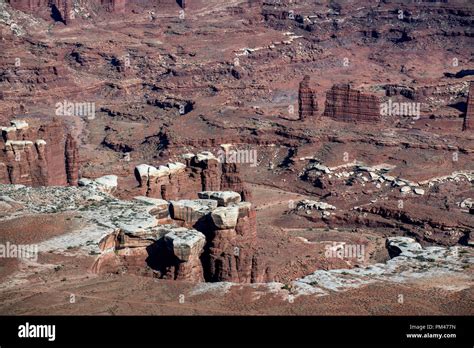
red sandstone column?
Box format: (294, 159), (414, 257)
(463, 82), (473, 131)
(298, 75), (318, 120)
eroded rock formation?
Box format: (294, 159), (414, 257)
(323, 84), (381, 123)
(100, 0), (127, 13)
(94, 191), (262, 283)
(298, 75), (318, 120)
(463, 81), (473, 131)
(0, 118), (79, 186)
(65, 134), (79, 186)
(8, 0), (49, 11)
(205, 200), (260, 282)
(135, 151), (252, 202)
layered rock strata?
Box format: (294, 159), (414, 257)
(0, 118), (79, 186)
(7, 0), (49, 11)
(101, 0), (127, 13)
(298, 75), (318, 120)
(323, 84), (381, 123)
(205, 200), (259, 282)
(135, 151), (252, 202)
(94, 191), (261, 283)
(463, 81), (473, 131)
(65, 134), (79, 186)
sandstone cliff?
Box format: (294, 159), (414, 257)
(135, 151), (252, 202)
(94, 191), (263, 283)
(323, 84), (381, 123)
(0, 118), (79, 186)
(298, 75), (318, 120)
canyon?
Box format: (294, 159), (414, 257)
(0, 0), (472, 316)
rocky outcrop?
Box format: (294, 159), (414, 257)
(65, 134), (79, 186)
(463, 81), (473, 131)
(135, 160), (200, 200)
(102, 0), (127, 12)
(196, 151), (221, 191)
(8, 0), (71, 23)
(0, 118), (79, 187)
(108, 225), (207, 282)
(1, 65), (71, 102)
(220, 161), (253, 201)
(7, 0), (49, 11)
(295, 237), (472, 294)
(354, 202), (473, 246)
(170, 199), (217, 224)
(163, 228), (206, 282)
(296, 199), (336, 212)
(198, 191), (242, 206)
(135, 151), (252, 202)
(210, 206), (240, 229)
(78, 176), (117, 193)
(205, 201), (260, 283)
(94, 191), (262, 283)
(323, 84), (381, 123)
(298, 75), (318, 120)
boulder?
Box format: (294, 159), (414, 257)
(134, 164), (154, 186)
(312, 163), (331, 174)
(164, 228), (206, 262)
(198, 191), (242, 206)
(10, 120), (29, 130)
(414, 188), (425, 195)
(383, 175), (396, 182)
(460, 198), (473, 209)
(94, 175), (118, 193)
(170, 199), (218, 223)
(400, 186), (411, 193)
(78, 178), (93, 186)
(236, 201), (252, 217)
(181, 153), (195, 160)
(211, 206), (240, 229)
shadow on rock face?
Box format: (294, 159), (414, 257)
(145, 239), (178, 279)
(386, 240), (402, 259)
(448, 101), (467, 113)
(51, 5), (66, 24)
